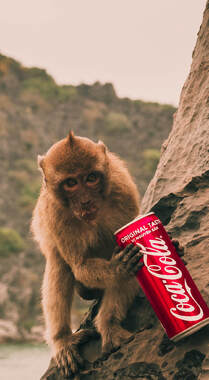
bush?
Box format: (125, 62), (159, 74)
(143, 149), (161, 176)
(104, 112), (132, 134)
(77, 82), (116, 104)
(22, 77), (58, 100)
(19, 181), (41, 208)
(58, 85), (78, 102)
(22, 318), (36, 332)
(0, 54), (23, 79)
(24, 67), (53, 81)
(0, 228), (25, 256)
(22, 77), (77, 103)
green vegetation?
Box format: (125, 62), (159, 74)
(0, 228), (24, 257)
(78, 81), (116, 104)
(143, 149), (161, 176)
(14, 159), (37, 173)
(22, 318), (36, 332)
(19, 181), (41, 208)
(105, 112), (132, 134)
(21, 77), (77, 102)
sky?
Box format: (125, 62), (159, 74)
(0, 0), (206, 106)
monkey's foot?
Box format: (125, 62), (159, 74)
(101, 326), (134, 356)
(54, 328), (98, 378)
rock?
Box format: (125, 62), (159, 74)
(41, 1), (209, 378)
(0, 319), (21, 342)
(20, 324), (45, 343)
(30, 325), (45, 342)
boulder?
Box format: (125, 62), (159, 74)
(0, 319), (21, 342)
(41, 1), (209, 378)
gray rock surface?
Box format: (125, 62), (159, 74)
(41, 2), (209, 379)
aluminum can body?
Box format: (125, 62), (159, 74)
(114, 212), (209, 341)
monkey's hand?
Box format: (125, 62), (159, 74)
(54, 328), (98, 378)
(110, 244), (143, 277)
(168, 234), (187, 265)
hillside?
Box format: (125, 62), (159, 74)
(0, 53), (176, 341)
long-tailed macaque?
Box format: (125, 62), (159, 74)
(31, 131), (144, 377)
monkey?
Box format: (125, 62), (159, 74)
(31, 131), (143, 377)
(31, 132), (184, 378)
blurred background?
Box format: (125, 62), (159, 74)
(0, 1), (206, 379)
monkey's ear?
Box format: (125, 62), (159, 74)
(67, 130), (75, 147)
(37, 155), (46, 184)
(37, 155), (45, 170)
(98, 140), (107, 154)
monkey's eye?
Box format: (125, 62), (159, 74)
(63, 178), (78, 190)
(86, 172), (100, 185)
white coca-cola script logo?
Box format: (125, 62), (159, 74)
(136, 237), (203, 322)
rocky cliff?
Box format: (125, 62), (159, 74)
(41, 1), (209, 379)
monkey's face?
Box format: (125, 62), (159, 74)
(60, 169), (105, 222)
(38, 132), (109, 223)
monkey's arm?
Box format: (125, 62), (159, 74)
(43, 249), (89, 376)
(42, 249), (74, 346)
(72, 244), (143, 289)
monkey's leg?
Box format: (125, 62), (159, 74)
(43, 249), (88, 378)
(95, 245), (143, 354)
(95, 277), (139, 355)
(72, 245), (143, 355)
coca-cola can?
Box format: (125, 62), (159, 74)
(114, 212), (209, 342)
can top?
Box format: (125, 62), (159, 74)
(114, 212), (154, 235)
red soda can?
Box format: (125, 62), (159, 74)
(114, 212), (209, 341)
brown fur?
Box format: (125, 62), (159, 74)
(31, 132), (140, 375)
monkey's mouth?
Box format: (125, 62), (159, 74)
(81, 208), (98, 221)
(75, 203), (98, 222)
(82, 211), (98, 221)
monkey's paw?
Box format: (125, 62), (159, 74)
(101, 326), (134, 357)
(111, 244), (144, 276)
(54, 328), (98, 378)
(55, 344), (83, 378)
(168, 233), (187, 265)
